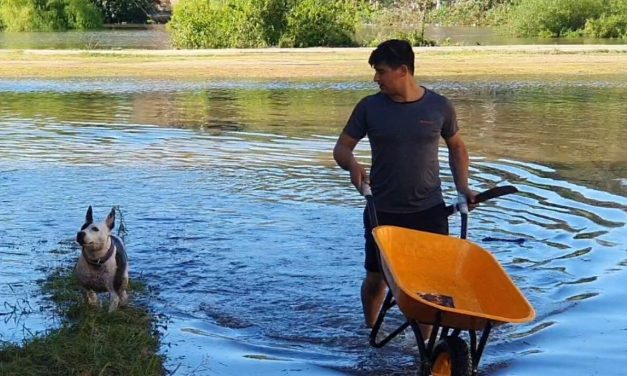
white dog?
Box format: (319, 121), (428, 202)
(75, 206), (129, 312)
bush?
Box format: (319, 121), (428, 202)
(258, 0), (292, 46)
(507, 0), (605, 37)
(168, 0), (282, 48)
(366, 29), (436, 47)
(92, 0), (153, 24)
(585, 14), (627, 38)
(64, 0), (104, 29)
(360, 0), (436, 47)
(584, 0), (627, 38)
(168, 0), (368, 48)
(0, 0), (102, 31)
(278, 0), (366, 47)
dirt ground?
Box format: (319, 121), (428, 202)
(1, 45), (625, 80)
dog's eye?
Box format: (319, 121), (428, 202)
(91, 226), (99, 231)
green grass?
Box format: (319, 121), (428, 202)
(0, 266), (165, 376)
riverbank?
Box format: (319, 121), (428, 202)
(1, 45), (625, 80)
(0, 266), (165, 375)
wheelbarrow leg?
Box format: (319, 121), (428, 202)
(370, 289), (410, 348)
(469, 321), (493, 375)
(411, 312), (443, 374)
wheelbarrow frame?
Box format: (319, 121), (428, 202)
(364, 185), (523, 375)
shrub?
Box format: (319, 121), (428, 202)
(507, 0), (605, 37)
(584, 0), (627, 38)
(366, 29), (436, 47)
(258, 0), (292, 46)
(92, 0), (153, 24)
(64, 0), (104, 29)
(278, 0), (367, 47)
(585, 14), (627, 38)
(168, 0), (274, 48)
(169, 0), (368, 48)
(0, 0), (102, 31)
(427, 0), (516, 27)
(361, 0), (436, 47)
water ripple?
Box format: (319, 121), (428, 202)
(1, 79), (626, 375)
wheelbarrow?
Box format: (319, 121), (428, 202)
(363, 185), (535, 376)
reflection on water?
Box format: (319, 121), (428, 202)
(0, 78), (626, 375)
(0, 25), (171, 50)
(1, 78), (624, 195)
(1, 25), (624, 50)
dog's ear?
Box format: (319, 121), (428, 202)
(85, 206), (93, 224)
(106, 207), (116, 230)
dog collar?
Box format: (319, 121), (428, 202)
(83, 237), (115, 267)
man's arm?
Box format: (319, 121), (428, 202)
(445, 132), (474, 202)
(333, 132), (368, 192)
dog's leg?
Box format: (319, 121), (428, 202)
(108, 290), (120, 312)
(85, 289), (100, 308)
(118, 276), (129, 307)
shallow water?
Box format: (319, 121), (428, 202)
(0, 77), (626, 375)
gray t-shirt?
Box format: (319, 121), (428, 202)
(343, 89), (458, 213)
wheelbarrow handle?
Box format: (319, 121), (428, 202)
(445, 185), (519, 217)
(362, 183), (379, 228)
(361, 182), (373, 197)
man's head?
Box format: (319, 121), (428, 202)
(368, 39), (415, 75)
(368, 39), (415, 96)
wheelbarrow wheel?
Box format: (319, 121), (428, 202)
(428, 336), (471, 376)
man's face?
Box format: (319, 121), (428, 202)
(372, 63), (405, 95)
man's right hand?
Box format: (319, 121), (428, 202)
(333, 132), (369, 193)
(349, 162), (369, 194)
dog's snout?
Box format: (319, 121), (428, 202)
(76, 231), (85, 244)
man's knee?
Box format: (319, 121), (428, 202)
(363, 271), (385, 292)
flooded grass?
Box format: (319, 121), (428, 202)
(0, 266), (165, 376)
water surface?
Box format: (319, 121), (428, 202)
(0, 77), (626, 375)
(1, 25), (624, 50)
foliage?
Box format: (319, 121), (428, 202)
(373, 29), (436, 46)
(583, 0), (627, 38)
(585, 14), (627, 38)
(428, 0), (516, 26)
(92, 0), (153, 24)
(362, 0), (436, 46)
(505, 0), (625, 38)
(169, 0), (369, 48)
(278, 0), (367, 47)
(0, 0), (102, 31)
(257, 0), (293, 46)
(168, 0), (275, 48)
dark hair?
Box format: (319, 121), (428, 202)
(368, 39), (414, 75)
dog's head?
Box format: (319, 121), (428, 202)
(76, 206), (115, 254)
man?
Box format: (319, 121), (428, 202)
(333, 39), (475, 332)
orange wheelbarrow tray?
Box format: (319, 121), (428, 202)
(365, 187), (535, 376)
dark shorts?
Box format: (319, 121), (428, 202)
(363, 203), (449, 272)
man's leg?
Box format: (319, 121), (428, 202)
(361, 270), (387, 328)
(407, 203), (449, 341)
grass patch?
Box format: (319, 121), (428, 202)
(0, 266), (165, 376)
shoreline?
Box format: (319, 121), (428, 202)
(1, 45), (625, 79)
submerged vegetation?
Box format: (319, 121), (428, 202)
(0, 266), (165, 375)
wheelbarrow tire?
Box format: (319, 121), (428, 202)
(428, 336), (471, 376)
